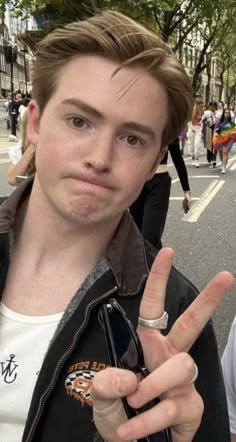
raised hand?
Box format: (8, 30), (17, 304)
(91, 248), (234, 442)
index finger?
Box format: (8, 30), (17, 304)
(167, 271), (234, 353)
(139, 247), (174, 325)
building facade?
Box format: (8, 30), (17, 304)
(178, 22), (225, 104)
(0, 2), (35, 97)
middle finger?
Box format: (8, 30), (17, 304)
(127, 353), (196, 409)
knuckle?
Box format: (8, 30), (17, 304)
(165, 399), (178, 421)
(178, 352), (194, 376)
(195, 391), (204, 416)
(187, 388), (204, 420)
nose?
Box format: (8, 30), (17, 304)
(84, 130), (113, 173)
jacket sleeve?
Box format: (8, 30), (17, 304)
(180, 281), (230, 442)
(190, 320), (230, 442)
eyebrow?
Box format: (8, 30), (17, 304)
(62, 98), (156, 140)
(62, 98), (103, 119)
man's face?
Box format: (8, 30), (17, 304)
(28, 56), (168, 227)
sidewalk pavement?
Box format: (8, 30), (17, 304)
(0, 134), (18, 151)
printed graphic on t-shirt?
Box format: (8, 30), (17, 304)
(0, 354), (18, 384)
(65, 360), (109, 407)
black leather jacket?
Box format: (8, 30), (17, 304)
(0, 179), (230, 442)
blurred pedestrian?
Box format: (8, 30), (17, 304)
(18, 96), (30, 126)
(130, 137), (191, 248)
(179, 126), (188, 155)
(201, 102), (217, 167)
(187, 97), (203, 167)
(7, 109), (36, 186)
(215, 101), (224, 120)
(213, 108), (236, 174)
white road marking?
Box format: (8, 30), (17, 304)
(188, 175), (220, 178)
(170, 197), (199, 200)
(183, 179), (225, 223)
(0, 159), (10, 163)
(172, 175), (219, 184)
(168, 156), (192, 167)
(229, 161), (236, 171)
(228, 155), (236, 163)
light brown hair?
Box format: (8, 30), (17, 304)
(31, 10), (194, 146)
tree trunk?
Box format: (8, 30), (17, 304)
(206, 58), (212, 104)
(219, 72), (224, 101)
(192, 69), (203, 96)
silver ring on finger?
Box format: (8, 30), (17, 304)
(138, 311), (169, 330)
(188, 363), (198, 385)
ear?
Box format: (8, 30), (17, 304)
(27, 100), (40, 146)
(146, 145), (168, 180)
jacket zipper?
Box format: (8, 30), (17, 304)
(24, 285), (118, 442)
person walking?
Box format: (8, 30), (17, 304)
(201, 102), (217, 168)
(187, 97), (203, 167)
(7, 109), (36, 186)
(130, 138), (191, 248)
(213, 108), (236, 174)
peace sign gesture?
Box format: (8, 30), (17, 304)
(92, 248), (234, 442)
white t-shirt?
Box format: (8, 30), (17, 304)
(222, 315), (236, 435)
(0, 304), (63, 442)
(8, 141), (22, 165)
(18, 105), (27, 117)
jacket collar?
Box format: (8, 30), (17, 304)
(0, 177), (149, 295)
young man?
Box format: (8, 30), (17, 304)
(0, 10), (234, 442)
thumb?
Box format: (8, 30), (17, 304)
(91, 368), (137, 442)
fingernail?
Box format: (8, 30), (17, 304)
(128, 390), (141, 407)
(113, 374), (128, 394)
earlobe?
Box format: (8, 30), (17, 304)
(27, 100), (40, 146)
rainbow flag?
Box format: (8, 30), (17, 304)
(213, 122), (236, 150)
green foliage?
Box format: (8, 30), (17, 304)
(2, 0), (236, 95)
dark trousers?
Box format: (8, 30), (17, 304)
(207, 149), (217, 163)
(130, 172), (171, 248)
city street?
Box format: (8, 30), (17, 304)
(163, 148), (236, 355)
(0, 112), (236, 355)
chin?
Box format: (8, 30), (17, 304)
(64, 201), (108, 225)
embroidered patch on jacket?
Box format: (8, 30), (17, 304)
(65, 360), (109, 407)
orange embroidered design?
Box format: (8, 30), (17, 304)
(65, 361), (109, 407)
